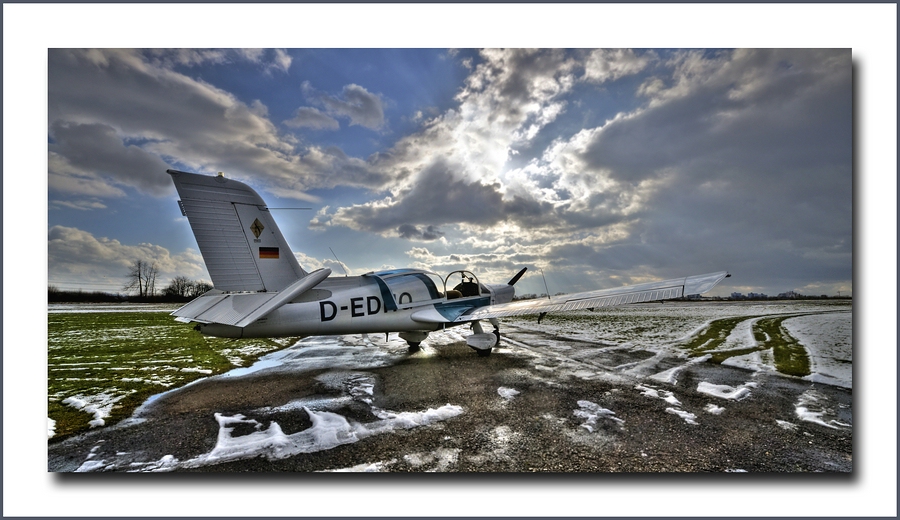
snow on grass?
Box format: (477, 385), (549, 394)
(507, 301), (851, 388)
(48, 418), (56, 439)
(783, 312), (852, 388)
(62, 393), (130, 427)
(179, 367), (213, 374)
(49, 303), (179, 313)
(574, 400), (625, 432)
(49, 306), (297, 438)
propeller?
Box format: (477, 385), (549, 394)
(507, 267), (528, 286)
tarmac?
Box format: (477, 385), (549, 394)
(48, 324), (852, 473)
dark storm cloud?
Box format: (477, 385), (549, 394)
(397, 224), (445, 241)
(46, 49), (392, 201)
(332, 159), (559, 238)
(526, 49), (853, 293)
(580, 49), (851, 187)
(49, 121), (172, 195)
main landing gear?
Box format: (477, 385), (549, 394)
(467, 319), (501, 357)
(398, 319), (502, 357)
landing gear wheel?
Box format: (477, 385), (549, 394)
(407, 342), (421, 352)
(475, 347), (492, 357)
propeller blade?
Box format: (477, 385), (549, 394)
(507, 267), (528, 286)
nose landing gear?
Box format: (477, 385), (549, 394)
(399, 331), (430, 352)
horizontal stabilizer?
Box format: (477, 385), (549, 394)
(172, 268), (331, 327)
(457, 271), (730, 322)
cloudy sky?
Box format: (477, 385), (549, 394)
(46, 47), (852, 297)
(7, 3), (895, 517)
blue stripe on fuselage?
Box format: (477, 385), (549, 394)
(434, 296), (491, 322)
(370, 276), (398, 312)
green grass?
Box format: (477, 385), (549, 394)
(48, 306), (299, 440)
(754, 315), (811, 377)
(681, 316), (750, 355)
(680, 314), (812, 377)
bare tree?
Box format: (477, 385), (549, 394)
(189, 280), (213, 297)
(124, 260), (159, 297)
(163, 277), (213, 299)
(163, 275), (194, 298)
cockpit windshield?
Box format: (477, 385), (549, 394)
(444, 270), (487, 299)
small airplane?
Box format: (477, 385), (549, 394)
(167, 169), (730, 356)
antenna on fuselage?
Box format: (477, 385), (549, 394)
(329, 247), (349, 277)
(539, 268), (551, 300)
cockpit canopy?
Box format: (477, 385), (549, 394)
(444, 270), (487, 299)
(365, 268), (489, 309)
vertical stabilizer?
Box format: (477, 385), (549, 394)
(168, 169), (308, 292)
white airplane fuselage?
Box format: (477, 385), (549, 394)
(197, 270), (513, 339)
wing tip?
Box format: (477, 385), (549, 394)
(683, 271), (730, 296)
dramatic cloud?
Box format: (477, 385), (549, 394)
(582, 49), (655, 84)
(46, 48), (852, 296)
(146, 48), (292, 74)
(398, 224), (445, 241)
(322, 49), (850, 294)
(49, 121), (172, 196)
(48, 225), (208, 289)
(47, 49), (386, 202)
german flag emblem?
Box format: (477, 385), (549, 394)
(259, 247), (279, 259)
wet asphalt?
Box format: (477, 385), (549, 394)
(48, 325), (852, 474)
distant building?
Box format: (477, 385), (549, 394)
(729, 292), (769, 300)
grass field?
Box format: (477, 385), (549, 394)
(48, 304), (299, 440)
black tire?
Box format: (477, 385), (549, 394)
(407, 342), (421, 352)
(476, 347), (492, 357)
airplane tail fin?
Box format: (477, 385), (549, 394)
(168, 169), (308, 292)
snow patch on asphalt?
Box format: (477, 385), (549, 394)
(795, 389), (851, 430)
(574, 400), (625, 432)
(665, 408), (698, 425)
(498, 387), (520, 400)
(697, 381), (754, 401)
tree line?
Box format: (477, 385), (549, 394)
(49, 260), (213, 303)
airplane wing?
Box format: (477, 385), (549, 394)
(455, 271), (730, 322)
